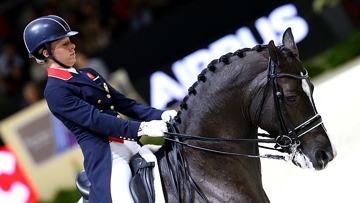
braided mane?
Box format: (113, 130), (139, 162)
(173, 44), (297, 124)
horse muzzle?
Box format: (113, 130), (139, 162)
(291, 137), (336, 171)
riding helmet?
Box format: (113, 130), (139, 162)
(23, 15), (78, 60)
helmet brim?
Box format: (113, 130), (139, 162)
(50, 31), (78, 43)
(29, 31), (78, 59)
(29, 31), (79, 60)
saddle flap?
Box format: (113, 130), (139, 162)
(130, 173), (151, 203)
(129, 153), (156, 203)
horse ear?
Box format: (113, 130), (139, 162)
(268, 40), (287, 66)
(282, 27), (299, 59)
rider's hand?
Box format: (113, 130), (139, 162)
(138, 120), (167, 137)
(161, 110), (177, 122)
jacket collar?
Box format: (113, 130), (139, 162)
(47, 67), (77, 80)
(47, 67), (107, 92)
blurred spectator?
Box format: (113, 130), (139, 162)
(75, 51), (110, 79)
(19, 81), (43, 109)
(0, 43), (27, 96)
(130, 5), (153, 31)
(342, 0), (360, 26)
(28, 59), (48, 90)
(78, 17), (112, 54)
(0, 12), (10, 46)
(110, 0), (134, 34)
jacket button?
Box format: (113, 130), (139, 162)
(107, 94), (111, 98)
(98, 100), (101, 104)
(110, 105), (114, 110)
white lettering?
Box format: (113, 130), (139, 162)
(150, 4), (309, 109)
(173, 49), (213, 88)
(255, 17), (279, 44)
(269, 4), (308, 42)
(150, 71), (186, 109)
(208, 35), (242, 58)
(235, 27), (259, 47)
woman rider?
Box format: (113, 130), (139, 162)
(23, 15), (176, 203)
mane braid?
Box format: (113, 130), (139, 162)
(174, 44), (270, 124)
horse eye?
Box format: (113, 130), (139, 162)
(285, 96), (297, 102)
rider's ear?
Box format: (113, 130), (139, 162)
(42, 49), (49, 58)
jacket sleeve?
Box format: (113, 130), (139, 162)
(105, 81), (164, 121)
(45, 84), (141, 140)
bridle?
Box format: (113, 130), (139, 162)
(162, 53), (324, 202)
(266, 57), (323, 154)
(164, 56), (323, 161)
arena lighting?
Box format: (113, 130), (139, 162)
(150, 4), (309, 109)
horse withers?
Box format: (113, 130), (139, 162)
(76, 28), (336, 203)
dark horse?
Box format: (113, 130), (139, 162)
(76, 28), (336, 203)
(156, 28), (336, 203)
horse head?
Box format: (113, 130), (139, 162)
(258, 28), (337, 170)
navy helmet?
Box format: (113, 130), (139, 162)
(23, 15), (78, 60)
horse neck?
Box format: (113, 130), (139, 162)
(176, 49), (269, 140)
(158, 49), (271, 202)
(172, 49), (270, 174)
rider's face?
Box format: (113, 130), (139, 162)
(50, 37), (76, 67)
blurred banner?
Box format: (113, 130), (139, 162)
(0, 145), (39, 203)
(0, 100), (83, 201)
(98, 0), (356, 109)
(15, 110), (77, 165)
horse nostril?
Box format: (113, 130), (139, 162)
(315, 149), (333, 167)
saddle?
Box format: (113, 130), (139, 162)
(75, 154), (156, 203)
(75, 170), (90, 203)
(129, 153), (156, 203)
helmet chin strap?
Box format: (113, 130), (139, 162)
(44, 42), (71, 69)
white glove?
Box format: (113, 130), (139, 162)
(138, 120), (167, 137)
(161, 110), (177, 122)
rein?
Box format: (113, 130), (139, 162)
(164, 131), (288, 160)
